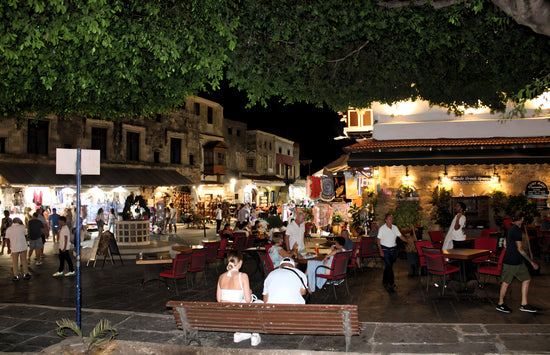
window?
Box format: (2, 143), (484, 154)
(91, 127), (107, 159)
(207, 107), (213, 124)
(154, 151), (160, 163)
(236, 129), (240, 137)
(269, 143), (272, 150)
(27, 120), (49, 155)
(278, 147), (282, 154)
(194, 103), (200, 115)
(170, 138), (182, 164)
(189, 154), (194, 166)
(155, 114), (162, 123)
(0, 137), (5, 153)
(126, 132), (140, 161)
(228, 127), (232, 135)
(247, 158), (255, 169)
(287, 149), (291, 155)
(215, 152), (225, 165)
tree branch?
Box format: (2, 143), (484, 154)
(327, 40), (370, 63)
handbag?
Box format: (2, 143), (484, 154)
(283, 267), (311, 304)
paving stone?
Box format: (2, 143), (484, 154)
(457, 324), (485, 334)
(373, 323), (458, 344)
(7, 319), (58, 336)
(485, 324), (550, 334)
(0, 316), (23, 330)
(0, 305), (47, 319)
(373, 342), (499, 353)
(500, 334), (550, 352)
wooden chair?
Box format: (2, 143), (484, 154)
(422, 247), (460, 295)
(428, 231), (444, 249)
(257, 250), (275, 277)
(159, 254), (190, 296)
(315, 251), (352, 300)
(478, 248), (506, 285)
(188, 249), (208, 287)
(357, 236), (378, 269)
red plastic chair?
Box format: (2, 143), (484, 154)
(480, 228), (498, 237)
(265, 244), (273, 252)
(539, 231), (550, 262)
(159, 254), (190, 296)
(428, 231), (444, 249)
(202, 241), (220, 271)
(357, 236), (378, 269)
(257, 250), (274, 277)
(422, 247), (460, 295)
(472, 237), (497, 264)
(347, 242), (360, 274)
(414, 240), (433, 283)
(244, 235), (257, 249)
(315, 251), (352, 300)
(216, 238), (229, 260)
(478, 248), (506, 285)
(188, 249), (208, 287)
(230, 233), (247, 252)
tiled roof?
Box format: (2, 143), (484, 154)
(344, 137), (550, 153)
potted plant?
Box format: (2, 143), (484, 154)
(430, 186), (453, 230)
(389, 200), (423, 275)
(331, 211), (345, 235)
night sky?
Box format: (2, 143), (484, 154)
(201, 83), (351, 176)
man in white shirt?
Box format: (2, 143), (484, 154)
(237, 203), (249, 223)
(215, 204), (223, 232)
(6, 218), (31, 281)
(377, 213), (407, 293)
(442, 202), (467, 250)
(53, 216), (75, 277)
(168, 203), (178, 233)
(285, 212), (306, 255)
(263, 257), (307, 304)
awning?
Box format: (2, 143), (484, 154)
(314, 154), (349, 175)
(347, 148), (550, 167)
(241, 174), (286, 187)
(0, 163), (193, 187)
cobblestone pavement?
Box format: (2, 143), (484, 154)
(1, 223), (549, 353)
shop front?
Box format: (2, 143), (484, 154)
(0, 162), (193, 244)
(343, 137), (550, 231)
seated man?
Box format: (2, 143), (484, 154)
(306, 237), (346, 293)
(263, 257), (307, 304)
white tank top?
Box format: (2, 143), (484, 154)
(219, 270), (245, 302)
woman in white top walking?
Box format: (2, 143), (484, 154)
(216, 251), (260, 346)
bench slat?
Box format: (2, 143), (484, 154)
(167, 301), (361, 336)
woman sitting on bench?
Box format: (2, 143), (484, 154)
(216, 251), (261, 346)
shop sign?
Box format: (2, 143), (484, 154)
(450, 176), (492, 184)
(525, 181), (549, 199)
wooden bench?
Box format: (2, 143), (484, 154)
(166, 301), (361, 352)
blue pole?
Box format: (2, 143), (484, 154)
(76, 149), (82, 328)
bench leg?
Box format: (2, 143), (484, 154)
(343, 311), (351, 352)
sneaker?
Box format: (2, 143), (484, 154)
(52, 271), (64, 277)
(519, 304), (538, 313)
(496, 303), (512, 313)
(251, 333), (261, 346)
(35, 261), (42, 265)
(12, 275), (19, 281)
(23, 274), (31, 280)
(333, 279), (345, 286)
(233, 332), (252, 343)
(65, 271), (76, 277)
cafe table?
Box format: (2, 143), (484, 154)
(135, 253), (172, 286)
(171, 244), (204, 253)
(443, 248), (490, 282)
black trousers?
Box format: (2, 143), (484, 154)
(58, 249), (74, 273)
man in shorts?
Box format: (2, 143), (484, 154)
(496, 213), (539, 313)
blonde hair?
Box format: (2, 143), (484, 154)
(272, 236), (282, 245)
(226, 251), (243, 271)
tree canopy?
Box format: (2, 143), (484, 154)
(1, 0), (549, 118)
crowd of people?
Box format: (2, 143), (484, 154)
(0, 206), (91, 281)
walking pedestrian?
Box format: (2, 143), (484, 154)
(53, 216), (75, 277)
(5, 218), (31, 281)
(377, 213), (408, 293)
(496, 213), (539, 313)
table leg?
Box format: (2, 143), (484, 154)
(142, 264), (166, 287)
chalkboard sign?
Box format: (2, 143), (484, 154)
(97, 232), (112, 256)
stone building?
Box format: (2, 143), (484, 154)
(339, 99), (550, 233)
